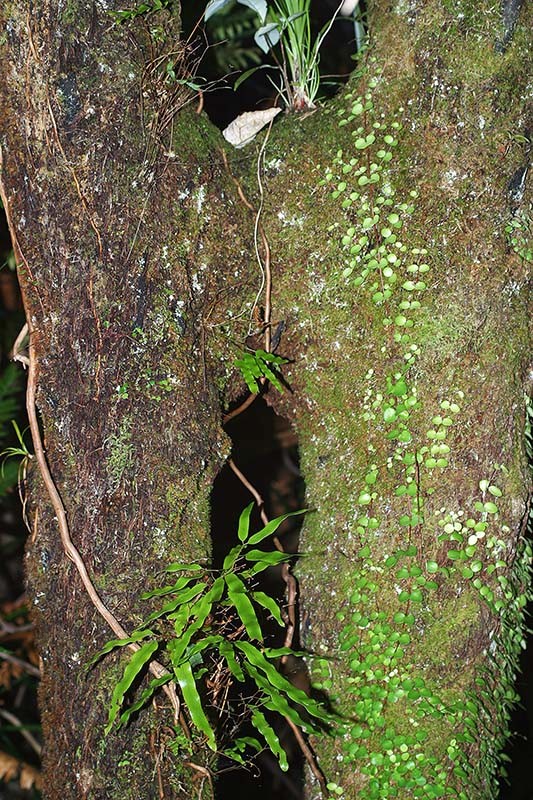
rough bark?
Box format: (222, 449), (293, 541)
(263, 2), (532, 797)
(0, 1), (531, 799)
(0, 2), (252, 796)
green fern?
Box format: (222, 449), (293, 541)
(235, 348), (288, 393)
(108, 0), (174, 23)
(206, 3), (263, 73)
(95, 504), (336, 770)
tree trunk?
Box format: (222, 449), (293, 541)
(0, 3), (254, 796)
(0, 1), (531, 799)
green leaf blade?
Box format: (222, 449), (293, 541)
(168, 590), (216, 666)
(248, 509), (307, 546)
(141, 575), (197, 599)
(174, 661), (216, 750)
(256, 359), (284, 393)
(225, 573), (263, 641)
(219, 640), (245, 682)
(244, 661), (312, 731)
(140, 583), (207, 627)
(166, 562), (204, 574)
(235, 641), (334, 724)
(251, 590), (285, 627)
(237, 502), (254, 542)
(244, 548), (291, 565)
(88, 629), (156, 668)
(251, 709), (289, 771)
(105, 640), (158, 734)
(223, 544), (243, 572)
(118, 674), (172, 729)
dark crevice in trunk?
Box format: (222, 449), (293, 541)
(210, 398), (306, 800)
(181, 0), (367, 130)
(498, 411), (533, 800)
(498, 611), (533, 800)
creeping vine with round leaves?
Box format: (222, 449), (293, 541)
(310, 61), (532, 800)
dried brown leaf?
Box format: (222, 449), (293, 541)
(0, 750), (42, 790)
(0, 750), (21, 782)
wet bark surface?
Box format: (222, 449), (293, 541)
(0, 2), (251, 796)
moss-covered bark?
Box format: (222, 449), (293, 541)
(0, 2), (254, 797)
(0, 0), (531, 798)
(257, 2), (532, 797)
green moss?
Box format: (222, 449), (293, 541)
(164, 476), (212, 561)
(59, 0), (80, 26)
(106, 416), (134, 492)
(261, 36), (532, 796)
(418, 589), (480, 668)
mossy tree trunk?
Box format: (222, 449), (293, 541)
(0, 1), (531, 799)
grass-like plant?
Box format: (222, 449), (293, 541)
(205, 0), (346, 110)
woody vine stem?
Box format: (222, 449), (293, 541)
(221, 130), (327, 788)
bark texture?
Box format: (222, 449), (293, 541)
(0, 2), (252, 796)
(0, 0), (531, 799)
(261, 2), (532, 797)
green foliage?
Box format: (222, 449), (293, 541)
(505, 209), (533, 262)
(1, 420), (31, 462)
(234, 348), (288, 393)
(96, 504), (335, 770)
(205, 0), (360, 110)
(259, 0), (327, 109)
(106, 640), (159, 735)
(109, 0), (174, 24)
(312, 69), (532, 799)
